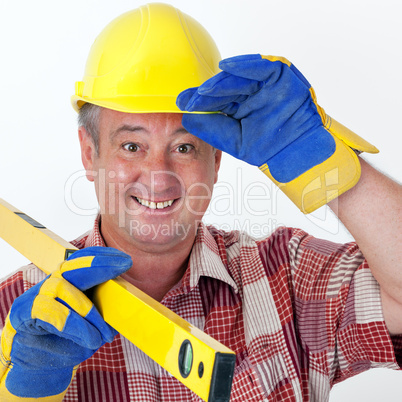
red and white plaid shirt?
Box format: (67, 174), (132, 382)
(1, 218), (401, 401)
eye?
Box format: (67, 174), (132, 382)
(176, 144), (193, 154)
(123, 143), (139, 152)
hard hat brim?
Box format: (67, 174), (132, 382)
(71, 95), (215, 115)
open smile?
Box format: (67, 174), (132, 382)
(134, 197), (177, 210)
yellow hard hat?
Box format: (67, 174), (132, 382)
(71, 3), (221, 113)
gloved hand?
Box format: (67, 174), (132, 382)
(0, 246), (132, 400)
(177, 54), (378, 213)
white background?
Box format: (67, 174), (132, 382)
(0, 0), (401, 400)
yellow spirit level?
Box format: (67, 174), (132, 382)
(0, 199), (235, 402)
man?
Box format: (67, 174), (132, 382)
(0, 3), (401, 401)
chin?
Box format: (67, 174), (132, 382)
(130, 234), (187, 254)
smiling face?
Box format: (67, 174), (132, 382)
(79, 108), (221, 254)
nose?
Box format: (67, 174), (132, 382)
(138, 150), (184, 198)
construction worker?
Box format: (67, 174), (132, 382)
(0, 3), (401, 401)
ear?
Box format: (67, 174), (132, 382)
(213, 149), (222, 184)
(78, 127), (97, 182)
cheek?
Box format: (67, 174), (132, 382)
(113, 162), (137, 184)
(183, 166), (216, 213)
(93, 158), (141, 202)
(186, 183), (213, 215)
(95, 158), (139, 184)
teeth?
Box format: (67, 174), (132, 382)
(135, 197), (174, 209)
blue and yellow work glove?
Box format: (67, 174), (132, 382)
(177, 54), (378, 213)
(0, 246), (132, 401)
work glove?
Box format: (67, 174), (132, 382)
(177, 54), (378, 213)
(0, 246), (132, 401)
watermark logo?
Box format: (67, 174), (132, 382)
(64, 167), (341, 236)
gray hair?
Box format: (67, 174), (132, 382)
(78, 103), (102, 154)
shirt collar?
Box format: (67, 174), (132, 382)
(84, 215), (106, 248)
(187, 222), (238, 293)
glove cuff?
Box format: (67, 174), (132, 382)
(259, 119), (378, 213)
(324, 115), (379, 154)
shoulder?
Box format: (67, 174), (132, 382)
(205, 224), (363, 275)
(253, 226), (363, 263)
(205, 224), (304, 255)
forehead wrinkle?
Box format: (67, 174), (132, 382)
(110, 125), (190, 140)
(109, 124), (149, 142)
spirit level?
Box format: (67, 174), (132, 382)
(0, 199), (235, 402)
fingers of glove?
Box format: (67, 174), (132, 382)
(10, 276), (114, 349)
(5, 364), (75, 398)
(36, 278), (115, 346)
(176, 87), (198, 110)
(181, 113), (242, 158)
(31, 303), (114, 348)
(9, 332), (94, 370)
(177, 56), (311, 116)
(184, 93), (245, 115)
(219, 54), (312, 90)
(219, 54), (284, 82)
(61, 246), (132, 291)
(219, 54), (270, 80)
(197, 71), (262, 98)
(181, 63), (311, 122)
(178, 87), (247, 115)
(5, 334), (84, 398)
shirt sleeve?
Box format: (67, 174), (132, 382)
(278, 227), (401, 385)
(0, 265), (46, 332)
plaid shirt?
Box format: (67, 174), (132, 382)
(1, 218), (401, 401)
